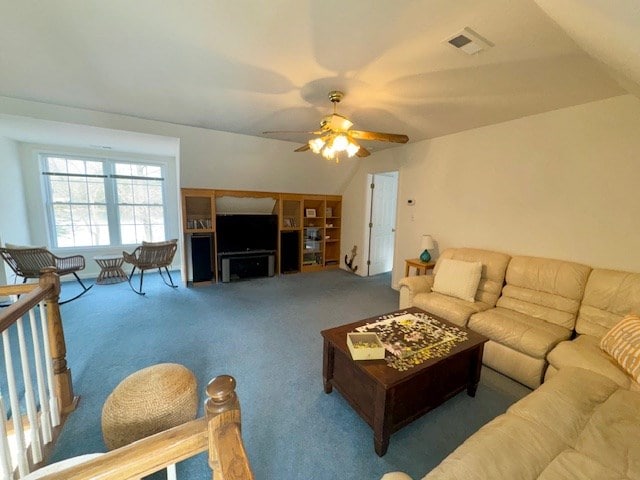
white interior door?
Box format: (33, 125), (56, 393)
(368, 172), (398, 276)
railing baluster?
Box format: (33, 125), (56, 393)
(29, 307), (52, 444)
(2, 328), (29, 476)
(16, 315), (43, 463)
(0, 396), (13, 479)
(38, 303), (60, 427)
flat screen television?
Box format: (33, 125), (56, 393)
(216, 214), (278, 254)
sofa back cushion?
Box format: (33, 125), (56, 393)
(434, 248), (511, 307)
(576, 268), (640, 338)
(497, 256), (591, 329)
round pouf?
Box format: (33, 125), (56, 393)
(101, 363), (198, 450)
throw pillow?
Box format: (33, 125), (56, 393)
(432, 258), (483, 303)
(600, 313), (640, 383)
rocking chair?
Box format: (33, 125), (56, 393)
(123, 239), (178, 295)
(0, 245), (93, 304)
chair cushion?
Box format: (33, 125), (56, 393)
(469, 307), (572, 359)
(413, 292), (490, 327)
(600, 314), (640, 383)
(547, 335), (632, 388)
(432, 258), (482, 302)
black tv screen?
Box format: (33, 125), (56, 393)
(216, 214), (278, 254)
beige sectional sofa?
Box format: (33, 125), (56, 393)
(386, 248), (640, 480)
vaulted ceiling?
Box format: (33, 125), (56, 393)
(1, 0), (638, 153)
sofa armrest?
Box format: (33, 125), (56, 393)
(398, 275), (434, 309)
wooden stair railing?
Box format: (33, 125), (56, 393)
(0, 269), (77, 478)
(35, 375), (254, 480)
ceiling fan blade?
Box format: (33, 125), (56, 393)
(263, 130), (325, 135)
(356, 146), (371, 157)
(350, 130), (409, 144)
(294, 144), (310, 152)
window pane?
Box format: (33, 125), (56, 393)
(121, 225), (137, 245)
(150, 225), (165, 241)
(134, 205), (149, 223)
(86, 161), (103, 175)
(148, 185), (163, 204)
(67, 159), (86, 175)
(135, 224), (150, 242)
(71, 205), (91, 227)
(87, 179), (106, 203)
(117, 183), (134, 203)
(132, 183), (149, 204)
(149, 206), (164, 224)
(53, 204), (72, 226)
(69, 179), (89, 203)
(51, 179), (70, 202)
(46, 157), (67, 173)
(119, 205), (134, 224)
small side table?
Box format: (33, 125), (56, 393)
(94, 255), (128, 285)
(404, 258), (435, 277)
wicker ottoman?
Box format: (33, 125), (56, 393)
(101, 363), (198, 450)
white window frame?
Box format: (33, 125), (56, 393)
(40, 153), (170, 248)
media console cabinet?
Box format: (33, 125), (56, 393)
(181, 188), (342, 285)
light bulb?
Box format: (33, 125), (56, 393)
(346, 142), (360, 157)
(322, 146), (335, 159)
(333, 134), (349, 151)
(309, 138), (324, 154)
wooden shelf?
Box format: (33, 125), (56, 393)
(182, 189), (341, 280)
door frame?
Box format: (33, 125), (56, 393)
(364, 170), (399, 277)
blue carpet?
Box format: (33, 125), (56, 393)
(49, 270), (530, 479)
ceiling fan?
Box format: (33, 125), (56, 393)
(263, 91), (409, 162)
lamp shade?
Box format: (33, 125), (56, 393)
(421, 235), (435, 250)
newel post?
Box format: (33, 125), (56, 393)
(205, 375), (254, 480)
(40, 268), (76, 414)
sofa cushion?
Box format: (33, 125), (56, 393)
(434, 248), (510, 307)
(432, 258), (482, 302)
(547, 335), (633, 388)
(600, 314), (640, 383)
(469, 307), (571, 359)
(496, 256), (591, 330)
(413, 292), (490, 327)
(576, 268), (640, 338)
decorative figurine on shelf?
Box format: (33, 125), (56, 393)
(345, 245), (358, 273)
(420, 235), (435, 262)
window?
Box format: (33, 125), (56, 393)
(41, 155), (167, 248)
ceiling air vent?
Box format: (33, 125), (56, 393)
(445, 27), (493, 55)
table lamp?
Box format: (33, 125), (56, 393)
(420, 235), (434, 262)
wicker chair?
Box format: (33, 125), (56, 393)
(123, 239), (178, 295)
(0, 245), (92, 304)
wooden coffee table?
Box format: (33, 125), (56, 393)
(321, 307), (488, 456)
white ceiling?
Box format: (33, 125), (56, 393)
(0, 0), (638, 153)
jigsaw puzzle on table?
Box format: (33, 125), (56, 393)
(355, 311), (469, 371)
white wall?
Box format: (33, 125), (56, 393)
(0, 137), (30, 284)
(382, 94), (640, 287)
